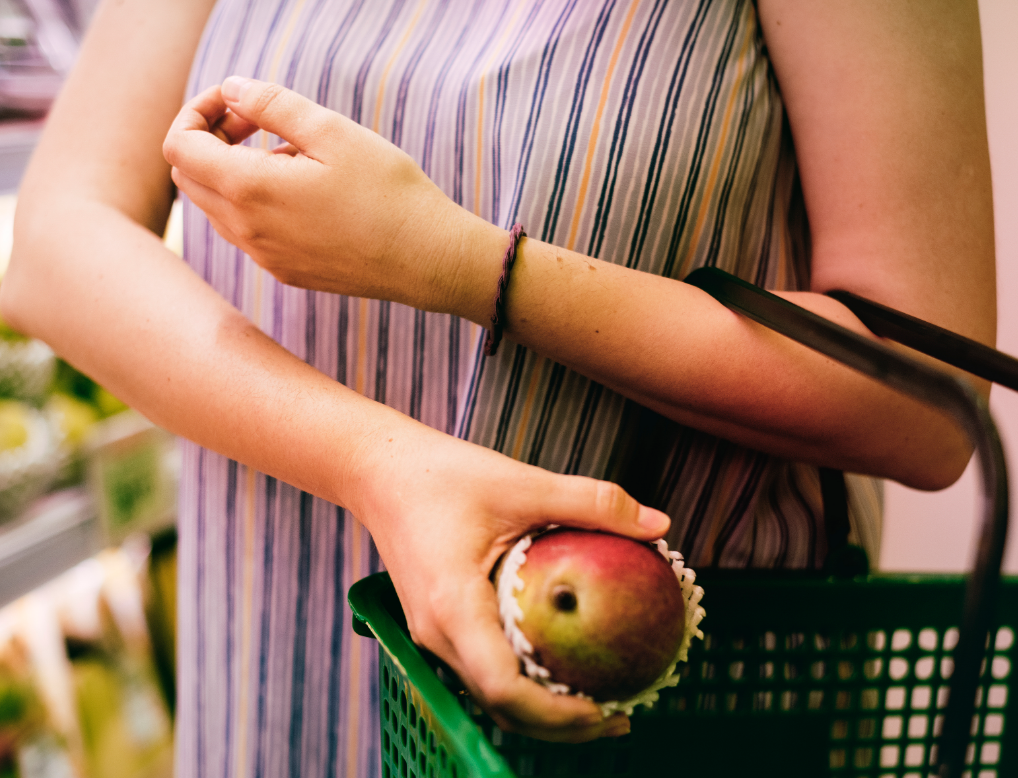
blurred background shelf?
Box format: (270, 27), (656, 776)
(0, 487), (98, 607)
(0, 119), (42, 194)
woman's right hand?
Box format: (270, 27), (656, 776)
(163, 80), (502, 318)
(350, 421), (672, 742)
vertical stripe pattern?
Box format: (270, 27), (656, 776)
(176, 1), (881, 776)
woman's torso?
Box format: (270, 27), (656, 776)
(176, 3), (879, 775)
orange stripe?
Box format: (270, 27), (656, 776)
(509, 357), (546, 461)
(565, 1), (641, 251)
(473, 4), (528, 216)
(678, 14), (754, 278)
(373, 0), (430, 133)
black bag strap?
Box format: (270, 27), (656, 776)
(683, 266), (1009, 778)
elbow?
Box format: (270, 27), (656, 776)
(892, 437), (974, 492)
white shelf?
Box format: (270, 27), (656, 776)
(0, 488), (101, 608)
(0, 117), (43, 194)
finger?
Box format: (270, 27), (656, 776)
(166, 84), (229, 137)
(170, 167), (232, 225)
(513, 713), (631, 743)
(272, 141), (300, 157)
(165, 122), (277, 195)
(221, 76), (339, 158)
(170, 169), (244, 247)
(535, 473), (671, 540)
(437, 577), (607, 733)
(210, 109), (261, 146)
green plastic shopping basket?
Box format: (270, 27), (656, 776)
(349, 269), (1016, 778)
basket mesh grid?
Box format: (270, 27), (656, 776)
(365, 576), (1018, 778)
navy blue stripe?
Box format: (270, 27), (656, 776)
(492, 344), (531, 453)
(678, 440), (729, 560)
(711, 452), (767, 559)
(253, 476), (277, 778)
(375, 301), (390, 404)
(505, 0), (579, 223)
(315, 0), (365, 106)
(222, 0), (258, 82)
(589, 0), (670, 260)
(232, 247), (245, 309)
(771, 478), (792, 568)
(252, 0), (293, 80)
(224, 458), (238, 777)
(625, 0), (711, 270)
(526, 361), (566, 466)
(410, 309), (426, 420)
(305, 291), (317, 365)
(451, 0), (514, 207)
(351, 0), (408, 124)
(195, 448), (206, 778)
(446, 316), (460, 435)
(391, 0), (451, 146)
(704, 33), (756, 269)
(283, 0), (329, 89)
(419, 1), (485, 177)
(661, 2), (743, 278)
(337, 295), (349, 385)
(325, 506), (346, 778)
(456, 332), (486, 440)
(564, 381), (603, 475)
(540, 0), (616, 244)
(489, 0), (545, 220)
(287, 492), (314, 778)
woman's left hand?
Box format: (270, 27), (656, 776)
(163, 78), (502, 312)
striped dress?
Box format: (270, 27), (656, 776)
(175, 0), (881, 775)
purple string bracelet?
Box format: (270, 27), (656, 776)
(483, 223), (526, 357)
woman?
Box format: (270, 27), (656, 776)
(1, 0), (995, 775)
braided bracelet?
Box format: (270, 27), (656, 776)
(483, 223), (526, 357)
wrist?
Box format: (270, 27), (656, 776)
(408, 199), (508, 323)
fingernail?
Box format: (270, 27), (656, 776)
(637, 506), (670, 535)
(222, 76), (249, 102)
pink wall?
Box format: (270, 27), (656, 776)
(881, 1), (1018, 572)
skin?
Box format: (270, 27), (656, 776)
(0, 0), (995, 743)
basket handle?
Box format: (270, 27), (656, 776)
(684, 267), (1009, 778)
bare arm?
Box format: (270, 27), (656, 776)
(0, 0), (667, 740)
(167, 0), (995, 490)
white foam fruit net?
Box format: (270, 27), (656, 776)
(497, 530), (706, 717)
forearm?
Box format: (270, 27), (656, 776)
(438, 220), (972, 490)
(1, 195), (424, 517)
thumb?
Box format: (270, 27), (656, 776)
(538, 475), (671, 540)
(221, 76), (335, 155)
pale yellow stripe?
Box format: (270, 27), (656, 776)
(565, 1), (641, 252)
(373, 0), (430, 133)
(236, 3), (307, 775)
(473, 3), (528, 216)
(345, 519), (364, 778)
(677, 15), (755, 279)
